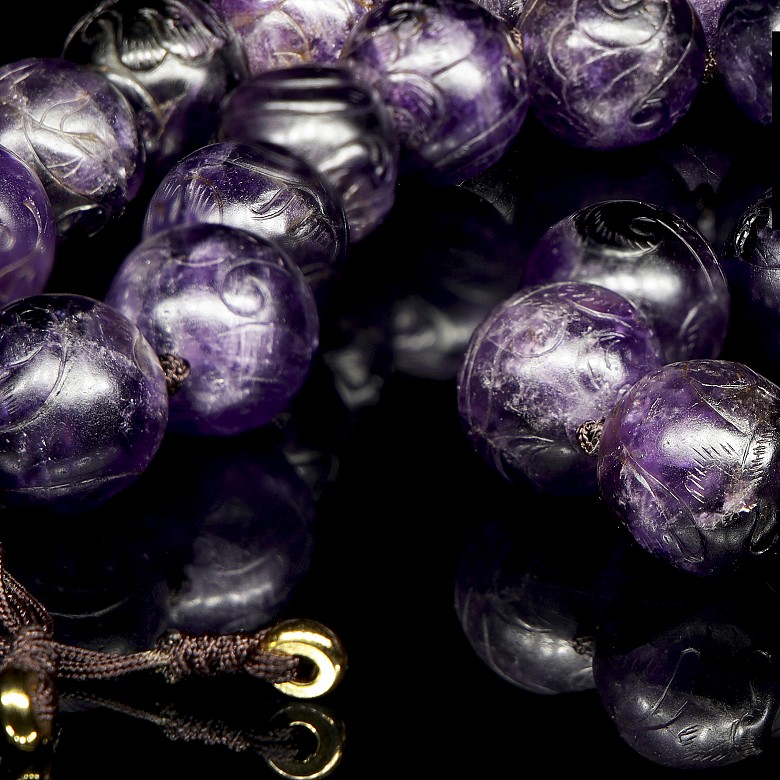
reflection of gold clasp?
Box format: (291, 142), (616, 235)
(260, 619), (347, 698)
(267, 703), (345, 779)
(0, 669), (51, 752)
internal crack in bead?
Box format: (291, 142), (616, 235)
(577, 419), (604, 457)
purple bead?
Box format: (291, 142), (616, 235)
(0, 146), (56, 305)
(62, 0), (249, 177)
(143, 435), (316, 634)
(211, 0), (378, 76)
(472, 0), (527, 26)
(142, 141), (349, 303)
(689, 0), (730, 47)
(0, 294), (169, 512)
(714, 0), (779, 126)
(339, 0), (530, 184)
(457, 281), (665, 495)
(105, 223), (320, 436)
(522, 199), (731, 364)
(0, 58), (145, 239)
(217, 63), (400, 243)
(596, 359), (780, 576)
(518, 0), (706, 149)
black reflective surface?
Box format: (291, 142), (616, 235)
(2, 3), (780, 779)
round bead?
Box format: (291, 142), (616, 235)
(339, 0), (530, 184)
(521, 199), (731, 364)
(62, 0), (249, 177)
(0, 58), (145, 239)
(142, 141), (349, 304)
(457, 281), (665, 495)
(0, 294), (169, 512)
(211, 0), (377, 76)
(105, 223), (320, 436)
(518, 0), (707, 149)
(0, 146), (56, 306)
(596, 359), (780, 576)
(714, 0), (779, 126)
(217, 63), (400, 243)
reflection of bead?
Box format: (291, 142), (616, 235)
(105, 223), (320, 436)
(218, 63), (399, 243)
(62, 0), (249, 178)
(0, 146), (56, 306)
(0, 294), (169, 512)
(519, 0), (706, 149)
(0, 58), (145, 240)
(339, 0), (530, 184)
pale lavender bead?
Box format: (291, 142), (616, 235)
(0, 294), (169, 512)
(457, 281), (665, 495)
(522, 199), (730, 364)
(62, 0), (249, 178)
(339, 0), (530, 184)
(211, 0), (378, 76)
(142, 141), (349, 302)
(0, 58), (145, 239)
(714, 0), (779, 126)
(217, 63), (399, 243)
(597, 359), (780, 576)
(518, 0), (706, 149)
(105, 223), (320, 436)
(0, 146), (56, 305)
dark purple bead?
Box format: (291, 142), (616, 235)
(518, 0), (707, 149)
(0, 146), (56, 305)
(105, 223), (320, 436)
(62, 0), (249, 177)
(0, 294), (169, 512)
(597, 359), (780, 577)
(457, 281), (665, 495)
(212, 0), (377, 76)
(142, 435), (316, 634)
(690, 0), (730, 47)
(339, 0), (530, 184)
(142, 141), (349, 304)
(472, 0), (527, 26)
(217, 63), (399, 243)
(714, 0), (779, 126)
(522, 199), (731, 364)
(0, 58), (145, 239)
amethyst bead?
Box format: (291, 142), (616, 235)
(217, 63), (400, 243)
(0, 58), (145, 239)
(339, 0), (530, 184)
(0, 146), (56, 305)
(142, 141), (349, 303)
(472, 0), (527, 26)
(211, 0), (377, 76)
(521, 199), (731, 364)
(62, 0), (249, 177)
(714, 0), (779, 126)
(457, 281), (664, 495)
(518, 0), (707, 149)
(0, 294), (169, 512)
(105, 223), (320, 436)
(596, 359), (780, 577)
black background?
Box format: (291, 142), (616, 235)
(2, 2), (779, 779)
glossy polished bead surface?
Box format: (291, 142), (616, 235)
(0, 294), (169, 511)
(0, 147), (56, 306)
(714, 0), (779, 126)
(142, 141), (349, 303)
(339, 0), (529, 184)
(218, 63), (399, 243)
(62, 0), (249, 177)
(105, 223), (320, 436)
(597, 359), (780, 576)
(522, 199), (730, 364)
(518, 0), (706, 149)
(212, 0), (377, 76)
(0, 58), (145, 240)
(457, 281), (664, 495)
